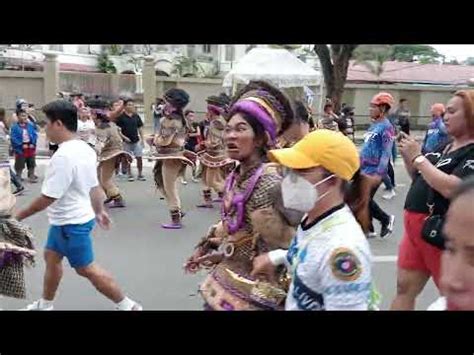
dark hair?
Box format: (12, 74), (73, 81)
(0, 107), (5, 120)
(184, 109), (195, 116)
(42, 100), (78, 132)
(123, 98), (134, 105)
(451, 176), (474, 202)
(241, 113), (268, 159)
(324, 103), (333, 112)
(294, 100), (310, 124)
(342, 170), (373, 233)
(16, 108), (27, 116)
(379, 103), (391, 114)
(400, 98), (407, 103)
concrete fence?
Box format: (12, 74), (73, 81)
(1, 53), (468, 130)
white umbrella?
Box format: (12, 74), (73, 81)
(223, 47), (321, 90)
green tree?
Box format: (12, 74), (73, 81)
(171, 56), (204, 78)
(97, 53), (117, 74)
(313, 44), (359, 111)
(390, 44), (444, 64)
(353, 45), (393, 87)
(465, 57), (474, 65)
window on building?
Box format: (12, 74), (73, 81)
(49, 45), (63, 52)
(225, 45), (235, 61)
(203, 44), (211, 53)
(77, 45), (90, 54)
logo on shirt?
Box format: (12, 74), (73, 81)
(364, 131), (377, 143)
(463, 160), (474, 170)
(330, 248), (362, 282)
(436, 158), (452, 168)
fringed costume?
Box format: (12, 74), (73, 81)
(197, 93), (235, 208)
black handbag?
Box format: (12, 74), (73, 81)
(420, 145), (451, 250)
(421, 191), (446, 250)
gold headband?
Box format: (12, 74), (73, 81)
(243, 97), (278, 123)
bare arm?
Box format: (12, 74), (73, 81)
(15, 194), (56, 221)
(90, 186), (106, 215)
(138, 127), (145, 143)
(415, 159), (463, 199)
(107, 103), (124, 122)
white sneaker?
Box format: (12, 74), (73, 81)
(180, 178), (188, 185)
(382, 189), (397, 200)
(115, 301), (143, 311)
(366, 232), (377, 239)
(21, 299), (54, 311)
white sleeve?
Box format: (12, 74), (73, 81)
(41, 155), (74, 199)
(268, 249), (289, 268)
(319, 246), (372, 311)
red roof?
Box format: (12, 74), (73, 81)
(347, 60), (474, 85)
(59, 63), (99, 73)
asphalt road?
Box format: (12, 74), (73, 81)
(1, 158), (439, 310)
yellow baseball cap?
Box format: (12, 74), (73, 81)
(268, 129), (360, 181)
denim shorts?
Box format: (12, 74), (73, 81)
(45, 219), (95, 268)
(123, 142), (143, 158)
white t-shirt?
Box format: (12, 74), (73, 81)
(273, 205), (373, 311)
(77, 119), (97, 146)
(41, 139), (99, 226)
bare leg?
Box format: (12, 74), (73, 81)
(42, 249), (64, 301)
(390, 268), (430, 310)
(137, 157), (143, 176)
(75, 262), (124, 303)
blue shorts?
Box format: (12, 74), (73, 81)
(46, 219), (95, 268)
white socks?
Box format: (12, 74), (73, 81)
(39, 298), (54, 309)
(116, 296), (135, 310)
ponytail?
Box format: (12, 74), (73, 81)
(343, 169), (372, 233)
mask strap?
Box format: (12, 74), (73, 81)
(313, 174), (334, 187)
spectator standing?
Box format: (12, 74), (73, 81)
(422, 103), (450, 154)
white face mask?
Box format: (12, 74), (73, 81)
(281, 171), (334, 212)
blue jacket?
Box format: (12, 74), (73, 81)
(360, 118), (395, 177)
(10, 122), (38, 155)
(422, 116), (449, 154)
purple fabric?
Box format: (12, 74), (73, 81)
(229, 101), (277, 143)
(221, 165), (265, 234)
(207, 104), (224, 116)
(91, 108), (108, 116)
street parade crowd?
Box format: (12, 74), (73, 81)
(1, 80), (474, 311)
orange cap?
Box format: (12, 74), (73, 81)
(370, 92), (394, 108)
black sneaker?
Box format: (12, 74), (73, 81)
(380, 215), (395, 239)
(13, 186), (26, 196)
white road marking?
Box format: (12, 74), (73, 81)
(373, 255), (397, 263)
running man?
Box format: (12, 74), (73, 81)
(15, 100), (142, 310)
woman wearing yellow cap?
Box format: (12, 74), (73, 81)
(251, 129), (379, 310)
(183, 81), (302, 310)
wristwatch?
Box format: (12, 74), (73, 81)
(413, 155), (426, 168)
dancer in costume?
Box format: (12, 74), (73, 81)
(151, 88), (195, 229)
(0, 126), (35, 304)
(88, 98), (133, 208)
(196, 93), (235, 208)
(184, 81), (302, 310)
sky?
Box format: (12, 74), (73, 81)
(431, 45), (474, 61)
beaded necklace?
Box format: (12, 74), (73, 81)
(221, 164), (264, 234)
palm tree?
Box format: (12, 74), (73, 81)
(171, 56), (205, 78)
(353, 45), (393, 88)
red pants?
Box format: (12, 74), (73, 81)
(398, 210), (442, 288)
